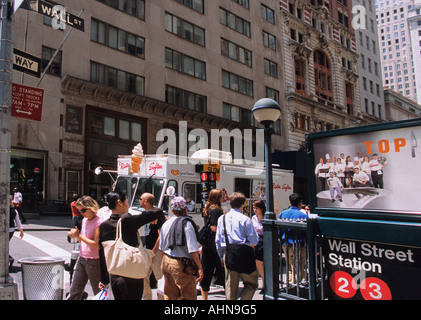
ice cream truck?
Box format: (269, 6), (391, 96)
(99, 149), (293, 217)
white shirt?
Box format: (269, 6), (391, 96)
(335, 163), (346, 177)
(369, 159), (383, 171)
(353, 171), (370, 183)
(13, 192), (22, 204)
(328, 176), (343, 188)
(315, 163), (330, 178)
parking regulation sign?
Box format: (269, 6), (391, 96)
(11, 83), (44, 121)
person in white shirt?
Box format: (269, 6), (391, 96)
(314, 158), (330, 191)
(327, 171), (344, 202)
(361, 156), (372, 183)
(334, 158), (346, 187)
(352, 167), (372, 187)
(369, 154), (387, 188)
(344, 156), (354, 188)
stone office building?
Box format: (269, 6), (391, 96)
(11, 0), (287, 208)
(11, 0), (376, 210)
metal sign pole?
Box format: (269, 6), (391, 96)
(0, 0), (17, 300)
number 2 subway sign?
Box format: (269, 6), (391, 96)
(326, 238), (421, 300)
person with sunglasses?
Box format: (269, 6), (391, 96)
(67, 196), (103, 300)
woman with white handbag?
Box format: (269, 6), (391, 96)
(98, 191), (165, 300)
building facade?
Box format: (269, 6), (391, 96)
(353, 0), (386, 122)
(408, 0), (421, 105)
(279, 0), (365, 151)
(376, 0), (418, 103)
(384, 88), (421, 120)
(11, 0), (380, 209)
(12, 0), (288, 208)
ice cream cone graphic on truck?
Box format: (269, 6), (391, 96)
(130, 143), (144, 173)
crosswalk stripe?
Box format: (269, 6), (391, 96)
(16, 233), (71, 261)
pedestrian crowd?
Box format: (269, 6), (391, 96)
(8, 188), (313, 300)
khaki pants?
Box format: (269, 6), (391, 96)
(161, 254), (197, 300)
(282, 244), (306, 283)
(224, 255), (258, 300)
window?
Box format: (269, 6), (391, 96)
(220, 7), (251, 37)
(223, 103), (254, 126)
(266, 87), (279, 102)
(165, 48), (206, 80)
(165, 13), (205, 46)
(232, 0), (249, 9)
(88, 111), (143, 142)
(90, 61), (145, 95)
(175, 0), (204, 13)
(294, 57), (306, 92)
(97, 0), (145, 19)
(65, 106), (83, 134)
(41, 46), (62, 76)
(66, 170), (80, 201)
(263, 31), (277, 51)
(166, 85), (207, 113)
(345, 82), (354, 114)
(221, 38), (252, 67)
(264, 58), (278, 78)
(91, 19), (145, 58)
(261, 4), (275, 24)
(313, 50), (332, 101)
(222, 70), (253, 96)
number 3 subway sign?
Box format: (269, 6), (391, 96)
(326, 237), (421, 300)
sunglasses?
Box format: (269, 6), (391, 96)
(80, 208), (88, 213)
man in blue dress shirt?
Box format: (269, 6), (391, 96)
(215, 192), (259, 300)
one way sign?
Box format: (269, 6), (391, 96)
(13, 48), (41, 78)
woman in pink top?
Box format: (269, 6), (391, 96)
(67, 196), (103, 300)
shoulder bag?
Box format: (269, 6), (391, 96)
(223, 215), (256, 274)
(197, 216), (212, 247)
(102, 219), (154, 279)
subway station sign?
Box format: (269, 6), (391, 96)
(326, 237), (421, 300)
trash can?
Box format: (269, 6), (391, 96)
(19, 257), (65, 300)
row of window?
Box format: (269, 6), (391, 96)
(294, 113), (339, 132)
(90, 61), (145, 95)
(66, 105), (143, 143)
(223, 102), (281, 134)
(293, 50), (356, 113)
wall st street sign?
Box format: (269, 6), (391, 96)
(38, 1), (84, 32)
(13, 48), (41, 78)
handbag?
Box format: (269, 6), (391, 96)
(223, 215), (256, 274)
(102, 219), (154, 279)
(197, 216), (212, 247)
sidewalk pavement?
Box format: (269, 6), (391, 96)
(16, 214), (265, 301)
(22, 214), (74, 231)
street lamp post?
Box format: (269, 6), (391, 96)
(252, 98), (281, 300)
(252, 98), (281, 219)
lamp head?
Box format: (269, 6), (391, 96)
(252, 98), (281, 124)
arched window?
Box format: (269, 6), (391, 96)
(313, 50), (333, 102)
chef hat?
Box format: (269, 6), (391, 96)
(326, 154), (330, 160)
(354, 157), (359, 162)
